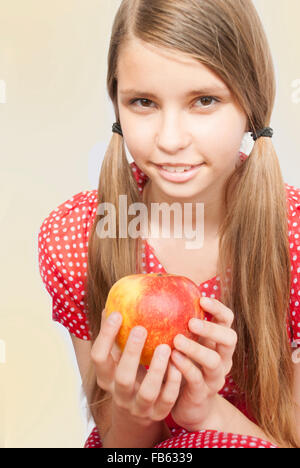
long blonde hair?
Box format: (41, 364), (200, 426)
(85, 0), (299, 447)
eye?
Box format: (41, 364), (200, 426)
(130, 98), (155, 108)
(194, 96), (219, 107)
(129, 95), (220, 109)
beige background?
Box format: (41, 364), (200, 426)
(0, 0), (299, 448)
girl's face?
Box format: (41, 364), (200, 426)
(117, 38), (248, 203)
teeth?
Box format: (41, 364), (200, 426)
(162, 165), (192, 173)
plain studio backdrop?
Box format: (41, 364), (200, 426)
(0, 0), (299, 448)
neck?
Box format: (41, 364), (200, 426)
(142, 180), (224, 241)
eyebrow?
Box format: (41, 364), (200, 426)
(120, 86), (230, 97)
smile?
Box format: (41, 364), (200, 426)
(154, 163), (204, 183)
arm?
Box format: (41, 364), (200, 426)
(195, 393), (279, 446)
(197, 367), (300, 447)
(293, 361), (300, 441)
(70, 335), (112, 438)
(70, 334), (172, 447)
(103, 403), (171, 448)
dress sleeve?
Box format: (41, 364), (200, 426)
(38, 190), (98, 341)
(286, 184), (300, 350)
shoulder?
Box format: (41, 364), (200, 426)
(38, 162), (146, 245)
(39, 190), (98, 233)
(38, 189), (98, 272)
(285, 183), (300, 222)
(284, 183), (300, 348)
(38, 190), (98, 340)
(285, 183), (300, 263)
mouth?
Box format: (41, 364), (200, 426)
(153, 163), (204, 183)
(154, 163), (203, 173)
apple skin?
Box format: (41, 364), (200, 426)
(105, 273), (204, 366)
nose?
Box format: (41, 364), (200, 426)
(156, 114), (190, 153)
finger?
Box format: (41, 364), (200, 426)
(189, 318), (237, 374)
(198, 338), (217, 352)
(154, 361), (183, 419)
(111, 341), (123, 363)
(171, 350), (205, 402)
(114, 326), (148, 402)
(101, 309), (123, 362)
(91, 309), (123, 391)
(173, 333), (222, 385)
(200, 297), (234, 327)
(196, 324), (217, 352)
(135, 344), (171, 413)
(189, 318), (237, 350)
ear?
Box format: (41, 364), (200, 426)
(244, 119), (251, 132)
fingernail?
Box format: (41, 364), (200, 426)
(131, 326), (146, 341)
(172, 350), (184, 361)
(201, 297), (213, 306)
(157, 344), (170, 357)
(190, 318), (203, 329)
(107, 311), (121, 324)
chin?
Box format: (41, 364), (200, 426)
(159, 181), (205, 200)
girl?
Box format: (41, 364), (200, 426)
(38, 0), (300, 448)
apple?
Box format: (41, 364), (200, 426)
(105, 273), (204, 366)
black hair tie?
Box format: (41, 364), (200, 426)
(113, 122), (273, 142)
(112, 122), (123, 137)
(251, 127), (273, 141)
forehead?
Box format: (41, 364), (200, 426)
(117, 39), (230, 97)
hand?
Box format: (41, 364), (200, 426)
(170, 297), (238, 431)
(91, 309), (182, 428)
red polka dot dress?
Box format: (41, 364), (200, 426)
(38, 157), (300, 449)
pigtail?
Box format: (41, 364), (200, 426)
(218, 135), (299, 447)
(84, 130), (144, 416)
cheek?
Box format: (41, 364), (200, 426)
(194, 136), (240, 170)
(125, 133), (153, 164)
(119, 109), (152, 161)
(126, 144), (147, 167)
(196, 108), (246, 166)
(210, 137), (242, 168)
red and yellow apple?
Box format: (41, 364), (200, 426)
(105, 273), (204, 366)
